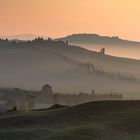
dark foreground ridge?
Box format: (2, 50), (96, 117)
(0, 100), (140, 140)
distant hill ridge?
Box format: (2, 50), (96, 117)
(59, 33), (140, 46)
(1, 33), (140, 46)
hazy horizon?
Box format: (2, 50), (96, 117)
(1, 33), (140, 42)
(1, 0), (140, 41)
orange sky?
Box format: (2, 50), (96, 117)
(0, 0), (140, 41)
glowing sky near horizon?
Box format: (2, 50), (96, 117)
(0, 0), (140, 41)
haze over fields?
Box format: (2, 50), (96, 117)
(0, 41), (140, 99)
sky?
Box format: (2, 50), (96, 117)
(0, 0), (140, 41)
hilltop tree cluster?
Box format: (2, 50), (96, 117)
(0, 37), (69, 48)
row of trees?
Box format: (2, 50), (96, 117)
(0, 85), (123, 110)
(87, 63), (137, 82)
(53, 91), (123, 106)
(0, 37), (69, 48)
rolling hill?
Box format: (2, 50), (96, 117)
(59, 34), (140, 59)
(59, 34), (140, 46)
(0, 100), (140, 140)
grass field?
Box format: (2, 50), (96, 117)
(0, 101), (140, 140)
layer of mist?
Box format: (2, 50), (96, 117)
(0, 41), (140, 98)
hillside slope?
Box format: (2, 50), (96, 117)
(1, 101), (140, 140)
